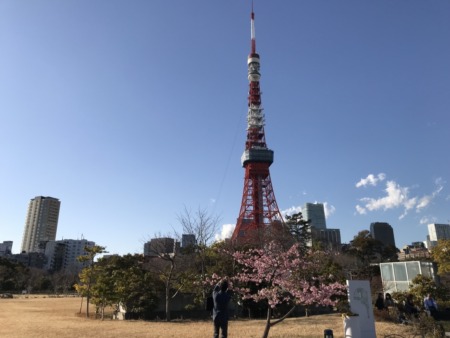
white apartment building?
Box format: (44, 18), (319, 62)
(21, 196), (60, 253)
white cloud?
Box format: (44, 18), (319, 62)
(355, 205), (366, 215)
(356, 177), (445, 219)
(323, 202), (336, 219)
(416, 195), (432, 211)
(214, 224), (235, 241)
(361, 181), (412, 212)
(435, 177), (446, 188)
(356, 173), (386, 188)
(420, 216), (437, 225)
(415, 178), (445, 212)
(434, 178), (445, 196)
(280, 205), (303, 218)
(281, 202), (335, 220)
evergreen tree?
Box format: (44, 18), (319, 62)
(74, 245), (107, 318)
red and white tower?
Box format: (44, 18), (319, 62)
(231, 8), (284, 242)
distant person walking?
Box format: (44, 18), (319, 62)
(424, 294), (438, 319)
(212, 280), (231, 338)
(375, 293), (385, 311)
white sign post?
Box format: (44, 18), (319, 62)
(345, 280), (376, 338)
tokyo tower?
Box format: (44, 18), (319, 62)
(231, 8), (284, 243)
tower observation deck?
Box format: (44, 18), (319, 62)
(231, 8), (284, 243)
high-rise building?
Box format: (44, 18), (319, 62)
(0, 241), (13, 256)
(303, 203), (341, 248)
(21, 196), (61, 253)
(370, 222), (396, 248)
(428, 223), (450, 242)
(232, 9), (284, 242)
(312, 229), (341, 249)
(181, 234), (196, 248)
(144, 237), (178, 257)
(10, 252), (47, 269)
(44, 239), (95, 272)
(426, 223), (450, 248)
(303, 203), (327, 230)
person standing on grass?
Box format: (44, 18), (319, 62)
(424, 294), (438, 319)
(375, 293), (385, 310)
(212, 280), (231, 338)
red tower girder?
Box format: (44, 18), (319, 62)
(231, 8), (284, 243)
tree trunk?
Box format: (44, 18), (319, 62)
(85, 274), (91, 318)
(165, 283), (171, 321)
(262, 307), (272, 338)
(247, 307), (253, 319)
(260, 305), (296, 338)
(86, 294), (90, 318)
(79, 296), (84, 314)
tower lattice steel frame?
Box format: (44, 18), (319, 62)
(231, 9), (284, 242)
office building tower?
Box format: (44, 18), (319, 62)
(21, 196), (61, 253)
(10, 252), (47, 269)
(45, 239), (95, 272)
(0, 241), (13, 256)
(312, 228), (341, 249)
(303, 203), (327, 230)
(301, 202), (341, 248)
(370, 222), (396, 248)
(428, 223), (450, 242)
(144, 237), (177, 257)
(181, 234), (196, 248)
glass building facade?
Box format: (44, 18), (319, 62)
(380, 261), (437, 293)
(303, 203), (327, 230)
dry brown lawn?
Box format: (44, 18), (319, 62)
(0, 296), (414, 338)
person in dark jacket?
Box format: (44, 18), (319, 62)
(384, 293), (394, 308)
(424, 294), (438, 319)
(375, 293), (385, 310)
(212, 280), (231, 338)
(404, 294), (418, 317)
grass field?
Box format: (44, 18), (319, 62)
(0, 296), (415, 337)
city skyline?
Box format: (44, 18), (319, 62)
(1, 1), (449, 255)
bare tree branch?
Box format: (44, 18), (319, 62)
(177, 206), (221, 247)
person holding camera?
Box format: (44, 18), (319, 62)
(212, 280), (231, 338)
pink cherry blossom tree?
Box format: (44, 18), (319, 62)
(210, 241), (346, 338)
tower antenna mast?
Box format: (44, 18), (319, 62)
(251, 1), (256, 54)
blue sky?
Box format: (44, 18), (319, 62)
(1, 1), (449, 255)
